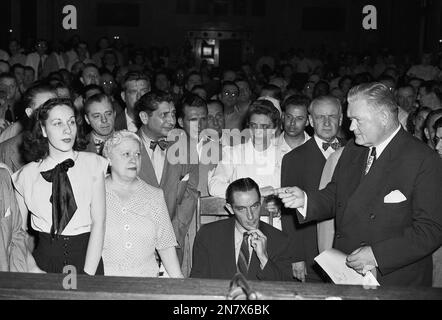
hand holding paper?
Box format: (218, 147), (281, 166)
(314, 249), (380, 286)
(346, 246), (377, 275)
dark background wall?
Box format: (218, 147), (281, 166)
(2, 0), (441, 57)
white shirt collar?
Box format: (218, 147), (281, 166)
(124, 108), (138, 133)
(372, 125), (401, 158)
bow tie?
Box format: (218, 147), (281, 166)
(150, 139), (169, 151)
(94, 139), (105, 154)
(322, 141), (340, 151)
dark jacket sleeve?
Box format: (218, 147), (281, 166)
(190, 226), (210, 279)
(256, 231), (293, 281)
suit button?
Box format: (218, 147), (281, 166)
(336, 233), (341, 239)
(370, 213), (376, 220)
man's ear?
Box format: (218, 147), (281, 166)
(177, 117), (184, 128)
(225, 203), (234, 216)
(84, 114), (91, 125)
(308, 115), (314, 129)
(80, 77), (84, 85)
(424, 127), (430, 140)
(25, 107), (33, 118)
(121, 91), (126, 103)
(139, 111), (149, 125)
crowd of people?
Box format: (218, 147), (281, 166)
(0, 35), (442, 289)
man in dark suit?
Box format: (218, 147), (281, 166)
(191, 178), (292, 281)
(135, 90), (198, 266)
(115, 71), (150, 132)
(281, 95), (344, 282)
(83, 93), (116, 155)
(277, 82), (442, 286)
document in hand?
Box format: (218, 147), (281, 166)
(314, 249), (380, 286)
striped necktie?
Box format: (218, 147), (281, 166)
(365, 147), (377, 175)
(237, 232), (250, 275)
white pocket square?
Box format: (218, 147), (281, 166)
(384, 190), (406, 203)
(180, 173), (190, 182)
(4, 207), (11, 218)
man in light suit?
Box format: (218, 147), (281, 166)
(191, 178), (292, 281)
(281, 95), (345, 283)
(277, 82), (442, 286)
(135, 90), (198, 265)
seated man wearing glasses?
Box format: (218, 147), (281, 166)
(219, 81), (247, 130)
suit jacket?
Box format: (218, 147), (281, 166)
(190, 217), (293, 281)
(280, 137), (328, 281)
(137, 129), (198, 262)
(0, 133), (25, 173)
(114, 109), (128, 131)
(300, 128), (442, 286)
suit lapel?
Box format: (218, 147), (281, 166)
(138, 131), (160, 188)
(343, 129), (407, 224)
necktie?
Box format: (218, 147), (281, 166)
(40, 159), (77, 238)
(237, 232), (250, 276)
(4, 105), (13, 122)
(150, 139), (169, 151)
(365, 147), (377, 175)
(322, 141), (340, 151)
(37, 56), (43, 80)
(94, 139), (105, 155)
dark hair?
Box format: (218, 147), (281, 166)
(282, 94), (311, 112)
(81, 84), (104, 99)
(433, 117), (442, 131)
(122, 71), (150, 91)
(338, 75), (353, 89)
(134, 90), (174, 128)
(24, 66), (35, 74)
(424, 109), (442, 131)
(0, 72), (16, 82)
(84, 93), (114, 114)
(261, 84), (282, 101)
(221, 80), (239, 92)
(23, 98), (87, 162)
(246, 99), (280, 128)
(184, 71), (201, 85)
(11, 63), (25, 73)
(207, 99), (224, 112)
(82, 63), (99, 73)
(226, 178), (261, 205)
(177, 92), (207, 119)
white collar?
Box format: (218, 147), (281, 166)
(372, 125), (401, 158)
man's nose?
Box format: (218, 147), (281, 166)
(100, 115), (108, 123)
(349, 119), (357, 131)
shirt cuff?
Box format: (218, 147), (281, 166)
(297, 192), (308, 218)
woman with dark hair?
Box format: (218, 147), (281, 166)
(12, 98), (108, 274)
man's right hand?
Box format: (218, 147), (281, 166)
(275, 187), (305, 209)
(292, 261), (307, 282)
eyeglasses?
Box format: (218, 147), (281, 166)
(223, 91), (238, 97)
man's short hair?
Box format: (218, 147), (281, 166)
(221, 80), (239, 92)
(261, 84), (282, 101)
(0, 72), (16, 83)
(24, 66), (35, 74)
(282, 94), (311, 112)
(177, 92), (207, 119)
(226, 178), (261, 205)
(308, 95), (342, 115)
(433, 117), (442, 131)
(82, 63), (99, 73)
(81, 84), (104, 99)
(84, 93), (114, 114)
(246, 99), (280, 128)
(134, 90), (174, 128)
(207, 99), (224, 112)
(122, 71), (150, 91)
(347, 82), (398, 117)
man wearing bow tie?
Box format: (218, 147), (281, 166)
(135, 90), (198, 267)
(277, 83), (442, 286)
(280, 95), (344, 282)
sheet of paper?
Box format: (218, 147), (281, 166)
(314, 248), (380, 286)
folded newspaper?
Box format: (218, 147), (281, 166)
(314, 249), (380, 286)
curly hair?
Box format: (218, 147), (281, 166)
(22, 98), (88, 162)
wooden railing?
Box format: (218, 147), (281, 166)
(1, 272), (441, 300)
